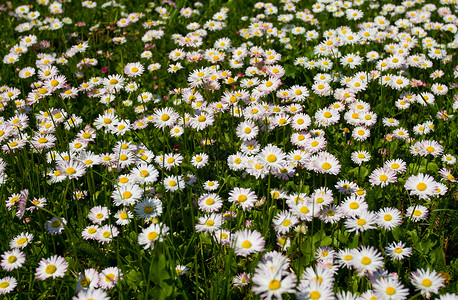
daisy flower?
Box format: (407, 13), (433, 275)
(369, 167), (397, 187)
(103, 74), (125, 92)
(418, 140), (444, 157)
(340, 195), (368, 217)
(320, 205), (343, 224)
(376, 207), (402, 230)
(385, 241), (412, 261)
(384, 159), (407, 174)
(336, 248), (356, 269)
(314, 108), (340, 127)
(87, 206), (109, 225)
(373, 276), (409, 300)
(163, 175), (185, 192)
(195, 213), (223, 233)
(131, 163), (159, 184)
(228, 187), (258, 211)
(99, 267), (122, 290)
(198, 193), (223, 213)
(134, 198), (162, 219)
(411, 268), (445, 296)
(203, 180), (219, 191)
(236, 120), (259, 141)
(233, 273), (250, 287)
(138, 223), (170, 250)
(351, 151), (371, 165)
(251, 271), (297, 300)
(76, 268), (100, 291)
(352, 246), (384, 275)
(9, 232), (33, 249)
(301, 264), (335, 287)
(35, 255), (68, 280)
(191, 153), (209, 168)
(190, 112), (214, 131)
(1, 249), (25, 271)
(315, 246), (336, 264)
(272, 210), (298, 234)
(72, 289), (109, 300)
(114, 209), (133, 226)
(344, 211), (377, 234)
(151, 107), (179, 129)
(57, 160), (86, 179)
(406, 205), (429, 222)
(312, 152), (341, 175)
(404, 173), (438, 200)
(0, 276), (17, 295)
(124, 62), (144, 77)
(352, 126), (370, 141)
(45, 217), (66, 235)
(96, 225), (119, 244)
(442, 154), (456, 165)
(81, 225), (99, 240)
(112, 184), (143, 206)
(259, 144), (287, 172)
(233, 229), (265, 257)
(296, 280), (334, 300)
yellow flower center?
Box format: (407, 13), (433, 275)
(386, 287), (396, 295)
(66, 167), (76, 175)
(45, 265), (57, 274)
(144, 205), (154, 214)
(310, 291), (321, 299)
(380, 175), (388, 181)
(123, 191), (132, 199)
(266, 154), (277, 162)
(268, 279), (281, 290)
(349, 202), (359, 209)
(80, 277), (90, 288)
(241, 240), (252, 248)
(357, 219), (366, 226)
(422, 279), (432, 287)
(416, 183), (427, 191)
(300, 206), (309, 214)
(322, 162), (331, 170)
(384, 215), (392, 221)
(361, 257), (371, 265)
(105, 273), (115, 282)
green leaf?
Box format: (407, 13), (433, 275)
(321, 236), (332, 247)
(284, 65), (296, 79)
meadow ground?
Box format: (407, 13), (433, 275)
(0, 0), (457, 299)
